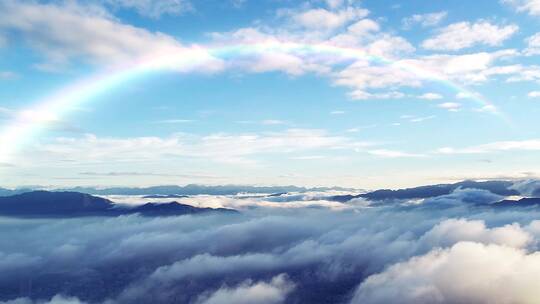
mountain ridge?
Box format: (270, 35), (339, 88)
(0, 191), (238, 217)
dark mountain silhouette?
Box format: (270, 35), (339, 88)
(0, 191), (115, 216)
(329, 180), (519, 202)
(132, 202), (237, 216)
(0, 191), (237, 217)
(492, 197), (540, 208)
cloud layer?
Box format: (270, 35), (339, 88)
(2, 183), (540, 303)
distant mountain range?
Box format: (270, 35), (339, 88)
(1, 180), (540, 217)
(0, 185), (356, 197)
(329, 180), (519, 202)
(0, 191), (237, 217)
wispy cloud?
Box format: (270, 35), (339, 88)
(438, 102), (461, 111)
(528, 91), (540, 98)
(0, 71), (17, 79)
(418, 93), (443, 100)
(368, 149), (426, 158)
(436, 139), (540, 154)
(402, 11), (447, 29)
(152, 119), (195, 124)
(261, 119), (286, 125)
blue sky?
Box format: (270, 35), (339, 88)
(1, 0), (540, 188)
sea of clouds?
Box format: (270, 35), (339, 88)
(2, 185), (540, 303)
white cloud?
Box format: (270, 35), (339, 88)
(422, 21), (519, 51)
(260, 120), (286, 125)
(402, 11), (447, 29)
(409, 115), (435, 123)
(528, 91), (540, 97)
(405, 49), (518, 83)
(0, 1), (222, 70)
(475, 104), (498, 113)
(418, 93), (443, 100)
(347, 19), (380, 36)
(104, 0), (193, 18)
(348, 90), (407, 100)
(437, 102), (461, 111)
(248, 52), (316, 76)
(352, 242), (540, 304)
(524, 33), (540, 55)
(334, 49), (519, 99)
(506, 65), (540, 83)
(419, 219), (531, 249)
(502, 0), (540, 16)
(334, 61), (420, 99)
(2, 0), (527, 110)
(436, 139), (540, 154)
(0, 294), (87, 304)
(368, 149), (426, 158)
(290, 7), (369, 31)
(22, 129), (357, 166)
(196, 274), (294, 304)
(456, 92), (473, 99)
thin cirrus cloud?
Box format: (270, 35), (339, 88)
(152, 119), (195, 124)
(436, 139), (540, 154)
(367, 149), (426, 158)
(104, 0), (194, 18)
(260, 120), (287, 125)
(21, 129), (359, 166)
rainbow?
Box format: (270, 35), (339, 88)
(0, 41), (508, 164)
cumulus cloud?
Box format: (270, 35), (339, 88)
(0, 0), (532, 102)
(346, 19), (380, 36)
(195, 274), (294, 304)
(422, 21), (518, 51)
(352, 242), (540, 304)
(0, 1), (221, 70)
(289, 7), (369, 31)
